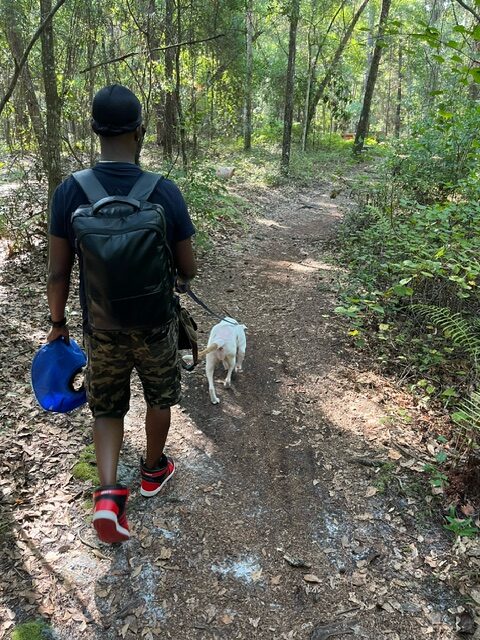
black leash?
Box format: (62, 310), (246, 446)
(185, 287), (237, 325)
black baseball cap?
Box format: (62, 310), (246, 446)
(91, 84), (142, 137)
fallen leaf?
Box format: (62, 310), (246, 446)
(365, 486), (378, 498)
(132, 565), (143, 578)
(387, 449), (402, 460)
(283, 554), (311, 568)
(251, 568), (263, 582)
(303, 574), (321, 583)
(157, 547), (172, 560)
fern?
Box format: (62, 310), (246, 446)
(452, 391), (480, 450)
(412, 304), (480, 361)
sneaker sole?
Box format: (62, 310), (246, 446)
(93, 510), (130, 543)
(140, 466), (176, 497)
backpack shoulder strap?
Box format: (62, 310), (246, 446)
(128, 171), (162, 202)
(72, 169), (109, 204)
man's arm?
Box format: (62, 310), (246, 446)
(174, 237), (197, 287)
(47, 235), (74, 343)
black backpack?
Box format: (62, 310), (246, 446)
(71, 169), (175, 332)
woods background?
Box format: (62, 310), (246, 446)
(1, 0), (480, 493)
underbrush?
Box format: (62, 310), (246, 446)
(202, 134), (360, 189)
(161, 162), (249, 249)
(337, 103), (480, 511)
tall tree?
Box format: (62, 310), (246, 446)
(164, 0), (177, 161)
(304, 0), (369, 147)
(354, 0), (392, 154)
(394, 42), (402, 137)
(281, 0), (301, 174)
(243, 0), (254, 151)
(40, 0), (63, 204)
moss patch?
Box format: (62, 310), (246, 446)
(12, 621), (54, 640)
(72, 444), (99, 486)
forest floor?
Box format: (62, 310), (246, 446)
(1, 168), (480, 640)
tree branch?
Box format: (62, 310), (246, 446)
(80, 34), (225, 74)
(453, 0), (480, 22)
(0, 0), (68, 117)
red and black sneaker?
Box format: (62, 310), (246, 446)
(140, 455), (176, 497)
(92, 485), (130, 543)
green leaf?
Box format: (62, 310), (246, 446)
(473, 25), (480, 41)
(432, 54), (445, 63)
(392, 284), (414, 297)
(436, 451), (448, 464)
(468, 67), (480, 83)
(371, 304), (385, 314)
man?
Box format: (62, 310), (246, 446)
(47, 84), (196, 543)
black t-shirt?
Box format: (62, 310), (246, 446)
(49, 162), (195, 246)
(49, 162), (195, 328)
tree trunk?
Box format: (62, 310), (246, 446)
(305, 0), (369, 144)
(394, 44), (402, 137)
(243, 0), (254, 151)
(164, 0), (176, 161)
(40, 0), (63, 205)
(280, 0), (300, 174)
(145, 0), (166, 148)
(353, 0), (392, 155)
(2, 8), (49, 169)
(384, 45), (393, 136)
(301, 33), (313, 152)
(175, 0), (188, 170)
(362, 3), (375, 96)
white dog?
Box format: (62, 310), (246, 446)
(199, 317), (246, 404)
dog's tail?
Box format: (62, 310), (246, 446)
(197, 343), (220, 359)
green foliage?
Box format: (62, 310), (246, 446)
(444, 505), (479, 538)
(175, 164), (246, 247)
(338, 103), (480, 389)
(338, 97), (480, 480)
(423, 463), (449, 490)
(72, 444), (99, 485)
(452, 391), (480, 454)
(413, 305), (480, 360)
(12, 621), (54, 640)
(383, 105), (480, 204)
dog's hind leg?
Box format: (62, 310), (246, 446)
(235, 349), (245, 373)
(206, 355), (220, 404)
(224, 356), (236, 389)
(236, 331), (247, 372)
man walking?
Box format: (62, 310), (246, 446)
(47, 84), (196, 543)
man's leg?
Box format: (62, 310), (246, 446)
(93, 417), (124, 486)
(144, 406), (171, 468)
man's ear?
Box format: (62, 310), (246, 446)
(134, 124), (145, 142)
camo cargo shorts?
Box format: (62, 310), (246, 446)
(84, 316), (181, 418)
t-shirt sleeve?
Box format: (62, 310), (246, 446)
(161, 179), (196, 244)
(48, 184), (68, 238)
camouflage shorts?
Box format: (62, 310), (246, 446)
(84, 317), (181, 419)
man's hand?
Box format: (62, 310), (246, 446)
(47, 325), (70, 345)
(175, 276), (190, 294)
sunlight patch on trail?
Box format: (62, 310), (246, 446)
(211, 554), (263, 584)
(257, 218), (289, 230)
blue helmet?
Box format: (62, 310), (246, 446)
(31, 338), (87, 413)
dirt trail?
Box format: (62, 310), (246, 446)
(0, 179), (478, 640)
